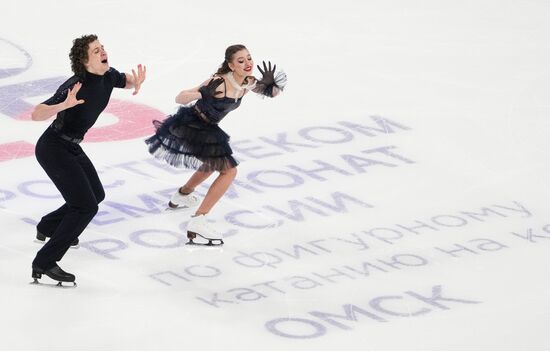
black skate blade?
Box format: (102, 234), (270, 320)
(186, 241), (224, 246)
(185, 240), (224, 252)
(34, 238), (79, 249)
(30, 279), (77, 288)
(186, 231), (224, 245)
(186, 231), (224, 248)
(164, 206), (190, 212)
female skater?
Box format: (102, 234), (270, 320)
(145, 44), (286, 245)
(30, 34), (146, 285)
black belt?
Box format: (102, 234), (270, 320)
(49, 124), (83, 144)
(193, 105), (217, 125)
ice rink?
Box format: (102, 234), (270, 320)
(1, 1), (549, 350)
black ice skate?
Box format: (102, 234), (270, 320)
(35, 231), (80, 249)
(31, 264), (77, 288)
(186, 214), (224, 246)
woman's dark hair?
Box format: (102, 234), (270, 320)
(215, 44), (247, 75)
(69, 34), (98, 78)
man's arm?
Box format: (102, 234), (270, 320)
(124, 64), (147, 95)
(31, 82), (84, 121)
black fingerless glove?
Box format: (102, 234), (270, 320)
(199, 78), (224, 101)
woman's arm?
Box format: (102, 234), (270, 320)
(175, 77), (222, 105)
(175, 87), (202, 105)
(31, 82), (84, 121)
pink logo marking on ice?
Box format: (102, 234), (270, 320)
(0, 99), (163, 162)
(0, 141), (35, 161)
(84, 99), (159, 142)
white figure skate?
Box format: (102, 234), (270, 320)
(186, 214), (224, 246)
(167, 189), (200, 210)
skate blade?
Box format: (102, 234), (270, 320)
(33, 239), (79, 249)
(186, 236), (224, 247)
(184, 242), (224, 252)
(30, 279), (77, 288)
(164, 206), (190, 212)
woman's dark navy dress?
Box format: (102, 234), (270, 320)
(145, 79), (242, 172)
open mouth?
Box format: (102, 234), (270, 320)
(101, 59), (108, 64)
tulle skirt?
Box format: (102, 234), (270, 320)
(145, 106), (238, 172)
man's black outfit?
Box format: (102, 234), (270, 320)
(32, 68), (126, 280)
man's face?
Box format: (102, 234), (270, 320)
(84, 40), (109, 75)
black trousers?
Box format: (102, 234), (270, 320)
(32, 128), (105, 270)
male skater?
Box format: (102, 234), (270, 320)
(30, 34), (146, 285)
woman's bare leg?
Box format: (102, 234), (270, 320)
(179, 170), (213, 194)
(196, 166), (237, 215)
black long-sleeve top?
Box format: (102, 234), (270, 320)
(43, 68), (126, 139)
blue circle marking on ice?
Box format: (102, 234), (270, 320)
(0, 38), (33, 79)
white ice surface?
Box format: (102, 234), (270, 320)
(1, 1), (550, 350)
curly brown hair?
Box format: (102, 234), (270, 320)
(69, 34), (98, 78)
